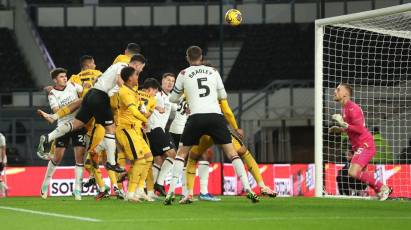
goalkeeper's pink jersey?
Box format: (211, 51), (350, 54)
(343, 100), (375, 150)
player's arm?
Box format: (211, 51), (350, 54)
(143, 98), (156, 118)
(48, 93), (60, 113)
(169, 72), (184, 103)
(119, 88), (148, 123)
(219, 99), (238, 130)
(332, 108), (364, 134)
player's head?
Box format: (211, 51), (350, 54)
(121, 66), (138, 86)
(161, 73), (175, 93)
(186, 46), (203, 65)
(79, 55), (96, 70)
(142, 78), (161, 96)
(334, 83), (352, 102)
(125, 43), (141, 56)
(50, 68), (67, 87)
(129, 54), (146, 74)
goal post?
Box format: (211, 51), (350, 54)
(315, 4), (411, 198)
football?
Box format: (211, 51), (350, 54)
(225, 9), (242, 26)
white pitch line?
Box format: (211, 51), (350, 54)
(107, 216), (411, 222)
(0, 206), (101, 222)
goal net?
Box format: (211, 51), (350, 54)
(315, 4), (411, 199)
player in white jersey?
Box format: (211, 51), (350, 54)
(147, 73), (178, 196)
(37, 54), (145, 173)
(39, 68), (87, 200)
(0, 132), (7, 197)
(169, 95), (188, 146)
(164, 46), (259, 205)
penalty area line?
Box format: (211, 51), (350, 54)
(0, 206), (102, 222)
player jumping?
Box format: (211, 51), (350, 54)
(329, 83), (392, 200)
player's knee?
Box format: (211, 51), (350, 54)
(104, 124), (116, 134)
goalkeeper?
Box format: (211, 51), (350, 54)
(329, 83), (391, 200)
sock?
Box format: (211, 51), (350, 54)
(137, 158), (150, 190)
(74, 164), (84, 191)
(232, 156), (251, 192)
(116, 151), (127, 189)
(181, 167), (188, 197)
(107, 170), (118, 188)
(241, 150), (265, 187)
(168, 156), (185, 195)
(56, 106), (71, 119)
(152, 164), (161, 183)
(356, 171), (383, 193)
(146, 164), (155, 192)
(157, 157), (174, 185)
(198, 161), (209, 195)
(186, 158), (197, 196)
(48, 122), (73, 142)
(103, 134), (116, 165)
(43, 160), (58, 187)
(93, 167), (106, 190)
(128, 160), (146, 193)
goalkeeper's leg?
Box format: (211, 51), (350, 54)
(348, 147), (390, 200)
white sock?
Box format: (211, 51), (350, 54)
(181, 167), (188, 197)
(43, 160), (57, 187)
(103, 134), (116, 165)
(147, 190), (156, 196)
(74, 164), (84, 191)
(198, 161), (210, 195)
(167, 156), (184, 195)
(232, 157), (251, 192)
(48, 122), (72, 142)
(152, 164), (161, 183)
(157, 157), (174, 185)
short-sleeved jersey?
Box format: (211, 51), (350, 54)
(170, 65), (227, 115)
(343, 100), (375, 150)
(117, 85), (145, 128)
(93, 62), (127, 94)
(137, 90), (156, 115)
(169, 96), (189, 134)
(48, 82), (83, 126)
(69, 69), (102, 97)
(0, 133), (5, 147)
(148, 91), (175, 130)
(112, 54), (131, 65)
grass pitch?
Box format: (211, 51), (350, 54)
(0, 196), (410, 230)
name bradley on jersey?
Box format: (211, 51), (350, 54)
(187, 68), (213, 78)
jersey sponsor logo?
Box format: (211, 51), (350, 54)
(49, 178), (111, 196)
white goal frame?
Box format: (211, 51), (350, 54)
(314, 3), (411, 197)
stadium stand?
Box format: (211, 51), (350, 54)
(226, 23), (314, 90)
(37, 24), (313, 89)
(0, 28), (35, 91)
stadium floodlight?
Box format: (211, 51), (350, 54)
(315, 4), (411, 198)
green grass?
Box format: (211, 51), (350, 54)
(0, 196), (410, 230)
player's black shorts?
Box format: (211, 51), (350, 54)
(181, 113), (231, 146)
(75, 88), (114, 126)
(170, 132), (181, 149)
(146, 127), (175, 157)
(55, 128), (87, 148)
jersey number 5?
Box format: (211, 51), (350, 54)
(197, 77), (210, 97)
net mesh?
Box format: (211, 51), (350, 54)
(321, 12), (411, 198)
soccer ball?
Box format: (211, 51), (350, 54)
(225, 9), (242, 26)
